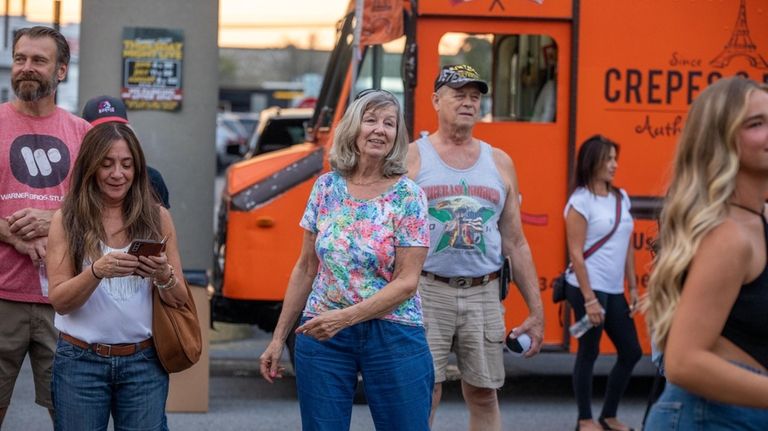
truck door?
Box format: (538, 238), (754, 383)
(412, 17), (572, 349)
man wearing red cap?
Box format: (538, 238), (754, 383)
(0, 26), (90, 426)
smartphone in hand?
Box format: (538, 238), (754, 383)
(127, 237), (167, 258)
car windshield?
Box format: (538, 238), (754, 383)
(239, 118), (259, 137)
(254, 118), (308, 155)
(222, 118), (248, 139)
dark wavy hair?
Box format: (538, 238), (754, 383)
(575, 134), (620, 194)
(61, 123), (162, 273)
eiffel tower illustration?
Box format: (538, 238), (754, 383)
(710, 0), (768, 69)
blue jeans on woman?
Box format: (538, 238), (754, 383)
(295, 317), (434, 431)
(645, 368), (768, 430)
(52, 337), (169, 431)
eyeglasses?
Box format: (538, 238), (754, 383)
(354, 88), (396, 101)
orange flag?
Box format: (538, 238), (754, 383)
(348, 0), (404, 46)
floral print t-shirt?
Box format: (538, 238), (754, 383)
(300, 171), (429, 326)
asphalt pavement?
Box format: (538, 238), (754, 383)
(4, 326), (657, 431)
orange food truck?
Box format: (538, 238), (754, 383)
(212, 0), (768, 356)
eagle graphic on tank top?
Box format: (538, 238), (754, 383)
(429, 180), (496, 253)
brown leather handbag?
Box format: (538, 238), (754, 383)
(152, 280), (202, 373)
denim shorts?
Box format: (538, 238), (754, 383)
(295, 317), (434, 431)
(51, 337), (169, 431)
(645, 365), (768, 431)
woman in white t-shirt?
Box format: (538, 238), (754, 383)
(564, 135), (642, 431)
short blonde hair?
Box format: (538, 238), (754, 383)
(329, 90), (409, 177)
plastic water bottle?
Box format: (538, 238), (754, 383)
(38, 262), (49, 297)
(569, 314), (596, 338)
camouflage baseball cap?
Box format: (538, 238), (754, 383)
(434, 64), (489, 94)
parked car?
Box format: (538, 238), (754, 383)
(216, 112), (248, 171)
(229, 111), (261, 140)
(245, 107), (313, 157)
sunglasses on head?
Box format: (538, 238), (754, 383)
(354, 88), (396, 101)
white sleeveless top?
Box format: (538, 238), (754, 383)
(54, 243), (153, 344)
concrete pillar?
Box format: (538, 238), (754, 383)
(78, 0), (218, 274)
(78, 0), (218, 412)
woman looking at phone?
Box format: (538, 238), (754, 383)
(46, 123), (186, 430)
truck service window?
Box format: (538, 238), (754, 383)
(439, 32), (558, 123)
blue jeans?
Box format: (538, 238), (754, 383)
(295, 318), (434, 431)
(52, 338), (169, 431)
(645, 381), (768, 430)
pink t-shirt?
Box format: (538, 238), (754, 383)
(0, 102), (91, 303)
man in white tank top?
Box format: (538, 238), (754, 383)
(406, 64), (544, 431)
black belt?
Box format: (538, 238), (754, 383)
(421, 270), (500, 288)
(61, 333), (153, 357)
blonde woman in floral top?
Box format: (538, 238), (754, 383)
(259, 89), (433, 431)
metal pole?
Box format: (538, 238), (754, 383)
(53, 0), (61, 31)
(4, 0), (10, 49)
(53, 0), (61, 104)
(372, 45), (382, 90)
(349, 0), (363, 107)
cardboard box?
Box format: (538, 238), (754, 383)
(166, 284), (210, 412)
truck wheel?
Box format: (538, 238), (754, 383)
(212, 200), (227, 293)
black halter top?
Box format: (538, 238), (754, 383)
(721, 204), (768, 370)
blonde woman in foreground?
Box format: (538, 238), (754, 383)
(645, 77), (768, 430)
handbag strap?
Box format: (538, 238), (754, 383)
(583, 189), (623, 259)
(567, 189), (623, 270)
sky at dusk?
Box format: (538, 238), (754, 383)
(2, 0), (350, 50)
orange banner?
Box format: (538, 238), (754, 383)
(348, 0), (404, 46)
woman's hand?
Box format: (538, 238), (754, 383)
(136, 253), (170, 280)
(259, 340), (287, 383)
(93, 252), (138, 279)
(585, 299), (605, 326)
(295, 309), (350, 341)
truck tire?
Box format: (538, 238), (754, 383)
(212, 200), (227, 294)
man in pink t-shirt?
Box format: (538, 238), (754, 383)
(0, 26), (90, 426)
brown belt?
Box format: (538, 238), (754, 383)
(421, 270), (500, 288)
(60, 333), (153, 357)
